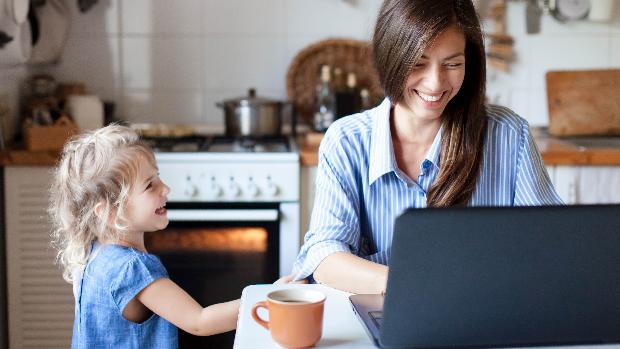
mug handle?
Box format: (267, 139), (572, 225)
(251, 301), (270, 330)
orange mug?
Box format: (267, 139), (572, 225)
(251, 288), (326, 349)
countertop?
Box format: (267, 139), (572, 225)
(1, 129), (619, 167)
(0, 149), (62, 167)
(299, 129), (620, 167)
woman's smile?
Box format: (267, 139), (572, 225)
(412, 89), (448, 108)
(399, 25), (466, 122)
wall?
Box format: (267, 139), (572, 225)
(29, 0), (382, 129)
(2, 0), (620, 134)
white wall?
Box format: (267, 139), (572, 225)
(30, 0), (382, 128)
(2, 0), (620, 133)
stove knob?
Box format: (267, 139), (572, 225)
(265, 177), (279, 197)
(246, 178), (259, 197)
(206, 179), (222, 199)
(227, 177), (241, 198)
(183, 179), (198, 198)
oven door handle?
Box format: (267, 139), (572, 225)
(166, 209), (279, 222)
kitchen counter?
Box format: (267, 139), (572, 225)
(2, 128), (620, 167)
(299, 129), (620, 166)
(0, 149), (62, 166)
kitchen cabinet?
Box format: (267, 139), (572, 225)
(4, 166), (72, 349)
(547, 165), (620, 204)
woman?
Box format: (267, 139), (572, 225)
(292, 0), (562, 294)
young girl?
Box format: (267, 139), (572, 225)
(50, 124), (293, 348)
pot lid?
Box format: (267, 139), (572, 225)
(221, 88), (281, 106)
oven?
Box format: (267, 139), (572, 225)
(145, 137), (300, 348)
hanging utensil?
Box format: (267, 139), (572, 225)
(526, 0), (542, 34)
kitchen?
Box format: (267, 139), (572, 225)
(1, 0), (620, 348)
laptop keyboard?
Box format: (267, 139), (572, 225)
(369, 310), (383, 329)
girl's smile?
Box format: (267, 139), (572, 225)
(155, 203), (167, 216)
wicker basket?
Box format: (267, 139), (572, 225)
(24, 116), (78, 151)
(286, 38), (384, 125)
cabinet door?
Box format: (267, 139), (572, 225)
(576, 166), (620, 204)
(5, 167), (73, 348)
(552, 166), (620, 204)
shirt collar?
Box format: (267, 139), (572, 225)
(368, 98), (443, 186)
(369, 98), (396, 185)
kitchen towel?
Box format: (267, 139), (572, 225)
(0, 13), (31, 66)
(589, 0), (615, 22)
(28, 0), (70, 64)
(4, 0), (29, 25)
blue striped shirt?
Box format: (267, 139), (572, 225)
(293, 98), (563, 280)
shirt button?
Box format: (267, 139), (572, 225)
(422, 160), (431, 169)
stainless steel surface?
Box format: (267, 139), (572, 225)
(551, 0), (591, 22)
(218, 88), (286, 137)
(144, 135), (296, 153)
(526, 0), (542, 34)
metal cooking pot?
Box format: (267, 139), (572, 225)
(217, 88), (287, 137)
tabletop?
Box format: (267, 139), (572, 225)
(234, 283), (375, 348)
(234, 284), (620, 349)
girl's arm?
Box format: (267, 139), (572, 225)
(314, 252), (388, 294)
(137, 278), (239, 336)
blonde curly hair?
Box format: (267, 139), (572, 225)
(49, 124), (157, 283)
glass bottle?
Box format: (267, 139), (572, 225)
(335, 72), (361, 119)
(314, 65), (335, 132)
(360, 88), (371, 111)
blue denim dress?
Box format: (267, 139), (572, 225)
(72, 243), (178, 348)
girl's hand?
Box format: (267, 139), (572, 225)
(274, 274), (308, 285)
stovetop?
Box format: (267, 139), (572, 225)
(144, 135), (296, 154)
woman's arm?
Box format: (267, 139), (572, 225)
(314, 252), (388, 294)
(137, 278), (239, 336)
(294, 130), (367, 281)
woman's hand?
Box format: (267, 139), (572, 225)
(273, 274), (308, 285)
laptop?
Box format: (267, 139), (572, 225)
(350, 205), (620, 349)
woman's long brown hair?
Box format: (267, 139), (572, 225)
(372, 0), (487, 207)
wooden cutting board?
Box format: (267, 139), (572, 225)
(546, 69), (620, 136)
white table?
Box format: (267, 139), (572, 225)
(234, 284), (375, 348)
(235, 284), (620, 349)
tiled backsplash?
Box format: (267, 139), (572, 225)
(1, 0), (619, 134)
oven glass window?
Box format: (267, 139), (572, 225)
(147, 227), (268, 253)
